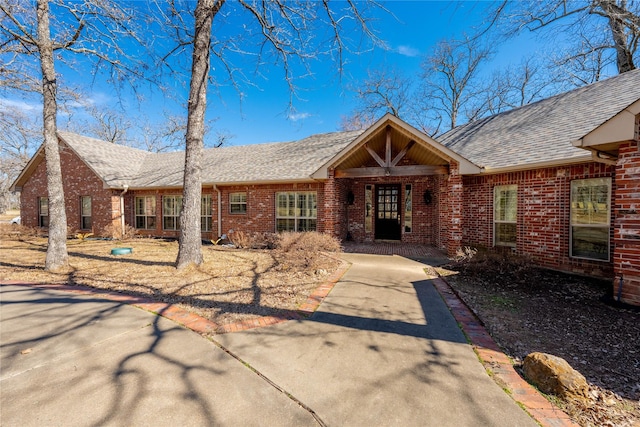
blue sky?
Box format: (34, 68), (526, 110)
(1, 1), (561, 148)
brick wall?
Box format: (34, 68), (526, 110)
(461, 161), (615, 277)
(128, 182), (326, 239)
(330, 174), (440, 245)
(20, 142), (120, 234)
(614, 142), (640, 305)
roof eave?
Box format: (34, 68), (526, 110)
(311, 113), (481, 179)
(479, 155), (595, 175)
(10, 143), (45, 192)
(572, 99), (640, 151)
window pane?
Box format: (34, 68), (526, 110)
(572, 226), (609, 260)
(494, 185), (517, 222)
(365, 185), (373, 233)
(404, 185), (412, 233)
(81, 196), (91, 215)
(146, 197), (156, 215)
(495, 223), (516, 245)
(571, 178), (610, 225)
(40, 197), (48, 215)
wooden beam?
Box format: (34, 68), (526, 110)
(385, 126), (392, 167)
(364, 143), (386, 167)
(335, 165), (448, 178)
(390, 140), (415, 167)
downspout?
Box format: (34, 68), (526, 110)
(120, 185), (129, 238)
(213, 184), (222, 237)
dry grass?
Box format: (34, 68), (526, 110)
(0, 226), (342, 325)
(0, 209), (19, 222)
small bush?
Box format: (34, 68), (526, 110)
(229, 231), (278, 249)
(452, 247), (533, 279)
(0, 223), (40, 240)
(101, 223), (137, 240)
(276, 231), (341, 253)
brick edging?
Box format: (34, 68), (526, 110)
(429, 274), (579, 427)
(0, 259), (351, 336)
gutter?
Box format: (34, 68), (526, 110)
(213, 184), (222, 237)
(478, 155), (594, 175)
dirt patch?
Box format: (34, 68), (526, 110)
(436, 252), (640, 427)
(0, 230), (341, 325)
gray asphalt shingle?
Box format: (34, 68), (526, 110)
(439, 69), (640, 170)
(60, 129), (362, 189)
(58, 71), (639, 186)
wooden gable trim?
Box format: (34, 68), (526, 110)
(335, 165), (448, 178)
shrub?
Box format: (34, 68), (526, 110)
(276, 231), (341, 253)
(229, 231), (278, 249)
(101, 223), (137, 240)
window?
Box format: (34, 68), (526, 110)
(494, 185), (517, 246)
(404, 184), (412, 233)
(80, 196), (92, 230)
(229, 192), (247, 214)
(38, 197), (48, 227)
(135, 196), (156, 230)
(276, 192), (317, 232)
(365, 185), (373, 233)
(201, 195), (212, 232)
(163, 195), (183, 230)
(570, 178), (611, 261)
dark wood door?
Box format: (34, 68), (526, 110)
(375, 184), (401, 240)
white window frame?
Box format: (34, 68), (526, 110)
(570, 178), (611, 261)
(38, 196), (48, 227)
(80, 196), (92, 230)
(163, 195), (183, 231)
(201, 194), (212, 232)
(276, 192), (317, 232)
(229, 192), (247, 214)
(493, 185), (517, 247)
(135, 196), (156, 230)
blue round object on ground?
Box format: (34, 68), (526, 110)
(110, 247), (133, 255)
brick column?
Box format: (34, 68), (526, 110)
(323, 169), (340, 238)
(613, 142), (640, 306)
(447, 162), (463, 256)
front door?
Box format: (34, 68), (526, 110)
(375, 184), (401, 240)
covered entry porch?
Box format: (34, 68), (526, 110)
(314, 114), (480, 256)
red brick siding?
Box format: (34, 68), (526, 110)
(128, 183), (326, 239)
(337, 175), (439, 244)
(614, 142), (640, 305)
(462, 162), (615, 277)
(19, 142), (120, 234)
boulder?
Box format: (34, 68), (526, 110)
(522, 352), (590, 400)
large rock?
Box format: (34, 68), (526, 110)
(522, 352), (590, 400)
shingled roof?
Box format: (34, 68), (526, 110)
(58, 132), (151, 188)
(59, 129), (362, 189)
(438, 69), (640, 171)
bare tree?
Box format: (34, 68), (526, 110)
(478, 56), (564, 115)
(0, 109), (39, 212)
(348, 68), (414, 118)
(503, 0), (640, 74)
(419, 35), (494, 134)
(0, 0), (154, 270)
(164, 0), (380, 268)
(84, 106), (132, 144)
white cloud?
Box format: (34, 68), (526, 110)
(0, 98), (40, 112)
(396, 45), (420, 57)
(287, 112), (311, 122)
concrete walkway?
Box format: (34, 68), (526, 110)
(1, 253), (537, 426)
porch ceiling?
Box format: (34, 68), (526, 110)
(334, 125), (449, 171)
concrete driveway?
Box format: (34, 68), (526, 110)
(1, 253), (537, 426)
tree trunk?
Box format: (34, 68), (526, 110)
(176, 0), (222, 269)
(37, 0), (68, 271)
(601, 0), (636, 73)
